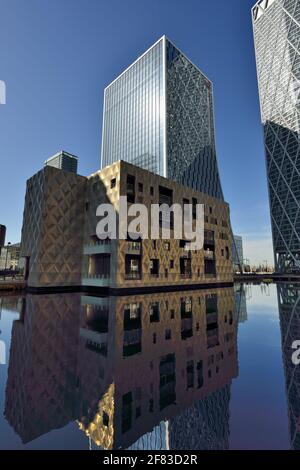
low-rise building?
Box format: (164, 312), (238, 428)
(0, 243), (22, 271)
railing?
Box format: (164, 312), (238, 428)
(84, 273), (110, 279)
(87, 239), (111, 246)
(124, 272), (141, 280)
(120, 272), (220, 282)
(180, 273), (192, 279)
(125, 241), (141, 252)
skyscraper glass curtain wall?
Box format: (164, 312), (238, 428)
(101, 36), (224, 200)
(253, 0), (300, 272)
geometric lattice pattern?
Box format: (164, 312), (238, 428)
(166, 40), (224, 199)
(277, 284), (300, 450)
(20, 166), (87, 287)
(5, 294), (81, 443)
(169, 385), (231, 450)
(253, 0), (300, 272)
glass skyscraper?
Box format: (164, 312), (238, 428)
(101, 36), (224, 200)
(252, 0), (300, 272)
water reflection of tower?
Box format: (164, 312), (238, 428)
(277, 284), (300, 450)
(234, 284), (248, 324)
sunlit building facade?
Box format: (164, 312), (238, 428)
(101, 36), (224, 200)
(252, 0), (300, 272)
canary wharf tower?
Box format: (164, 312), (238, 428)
(101, 36), (224, 200)
(253, 0), (300, 272)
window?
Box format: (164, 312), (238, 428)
(179, 239), (187, 248)
(124, 303), (141, 326)
(103, 411), (109, 427)
(170, 259), (174, 269)
(138, 182), (143, 193)
(149, 399), (154, 413)
(165, 329), (171, 340)
(209, 207), (212, 214)
(186, 361), (194, 389)
(150, 259), (159, 276)
(225, 246), (230, 260)
(85, 201), (90, 211)
(152, 240), (157, 250)
(197, 361), (203, 388)
(192, 198), (197, 219)
(150, 302), (160, 323)
(111, 178), (116, 189)
(170, 309), (175, 319)
(150, 186), (154, 196)
(221, 249), (224, 257)
(126, 174), (135, 203)
(136, 406), (141, 418)
(153, 333), (157, 344)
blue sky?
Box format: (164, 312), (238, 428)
(0, 0), (273, 265)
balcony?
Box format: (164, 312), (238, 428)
(83, 239), (112, 255)
(204, 249), (215, 260)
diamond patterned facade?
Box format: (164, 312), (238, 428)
(20, 166), (86, 287)
(166, 40), (223, 199)
(277, 284), (300, 450)
(253, 0), (300, 272)
(21, 161), (233, 289)
(101, 36), (224, 200)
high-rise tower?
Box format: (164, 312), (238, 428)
(252, 0), (300, 272)
(101, 36), (224, 200)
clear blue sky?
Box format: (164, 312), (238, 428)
(0, 0), (273, 265)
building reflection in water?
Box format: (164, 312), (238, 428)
(277, 284), (300, 450)
(5, 287), (239, 450)
(234, 283), (248, 324)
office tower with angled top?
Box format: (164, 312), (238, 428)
(101, 36), (224, 200)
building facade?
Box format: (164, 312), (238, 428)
(20, 160), (233, 291)
(44, 150), (78, 174)
(0, 225), (6, 248)
(101, 36), (224, 200)
(252, 0), (300, 272)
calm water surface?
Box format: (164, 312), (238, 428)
(0, 283), (299, 450)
